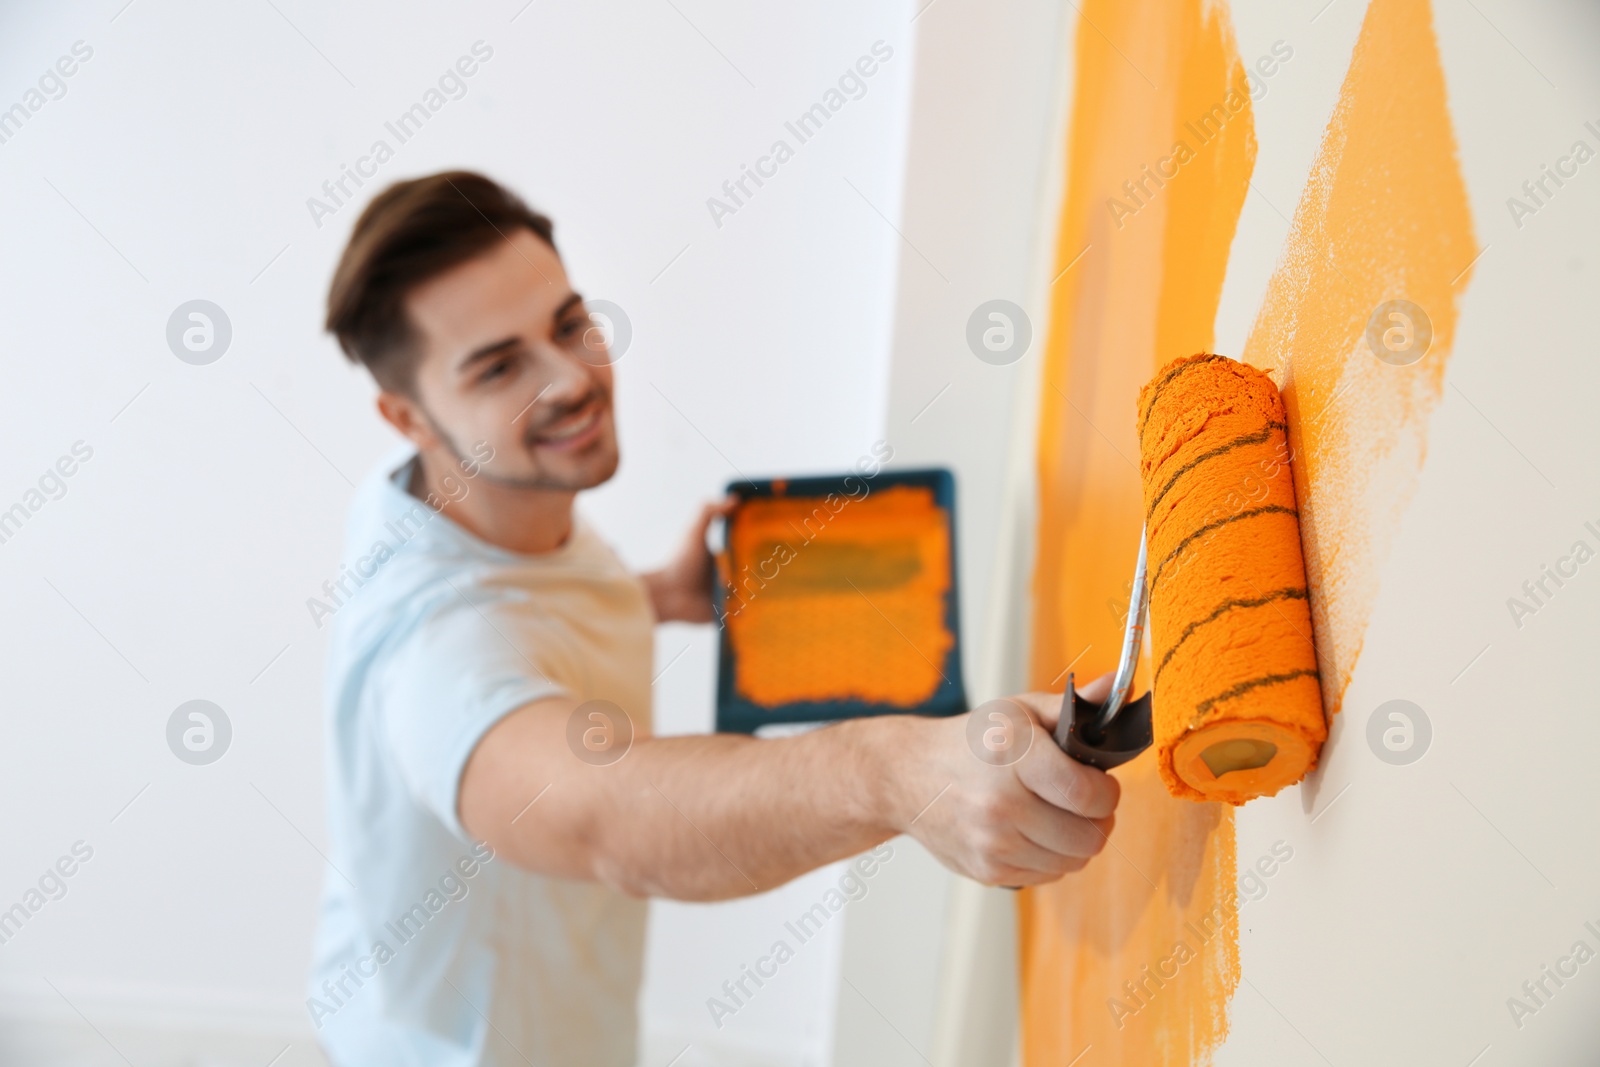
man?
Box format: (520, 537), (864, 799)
(307, 170), (1121, 1065)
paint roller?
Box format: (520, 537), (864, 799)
(1053, 353), (1327, 805)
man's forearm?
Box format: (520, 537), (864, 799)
(461, 686), (1121, 897)
(583, 716), (925, 899)
(462, 701), (930, 901)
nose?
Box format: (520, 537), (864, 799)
(522, 336), (602, 421)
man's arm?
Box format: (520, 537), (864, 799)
(458, 676), (1120, 901)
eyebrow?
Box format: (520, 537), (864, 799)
(455, 292), (588, 373)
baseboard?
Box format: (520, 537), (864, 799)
(639, 1025), (820, 1067)
(0, 980), (803, 1067)
(0, 976), (325, 1067)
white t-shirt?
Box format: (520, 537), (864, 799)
(307, 451), (653, 1066)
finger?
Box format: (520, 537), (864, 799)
(1009, 690), (1065, 732)
(1016, 741), (1121, 819)
(991, 863), (1087, 887)
(695, 498), (740, 553)
(1078, 670), (1115, 702)
(984, 845), (1094, 887)
(1012, 795), (1115, 861)
(1009, 670), (1118, 734)
(697, 495), (739, 530)
(982, 830), (1091, 884)
(1000, 859), (1090, 887)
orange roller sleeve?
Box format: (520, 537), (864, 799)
(1136, 353), (1327, 804)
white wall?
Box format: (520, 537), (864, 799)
(1213, 1), (1600, 1063)
(0, 1), (917, 1064)
(895, 2), (1600, 1064)
(829, 0), (1077, 1065)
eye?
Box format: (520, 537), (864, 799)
(479, 358), (512, 383)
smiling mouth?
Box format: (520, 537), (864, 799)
(531, 400), (606, 452)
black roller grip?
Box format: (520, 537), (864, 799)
(1052, 672), (1153, 770)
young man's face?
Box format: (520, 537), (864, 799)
(385, 227), (619, 492)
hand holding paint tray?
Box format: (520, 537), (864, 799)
(713, 469), (968, 734)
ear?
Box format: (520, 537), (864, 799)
(376, 390), (439, 450)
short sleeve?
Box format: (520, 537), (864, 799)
(372, 597), (568, 842)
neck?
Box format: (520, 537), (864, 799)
(413, 449), (576, 555)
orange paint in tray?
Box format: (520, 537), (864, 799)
(716, 473), (964, 730)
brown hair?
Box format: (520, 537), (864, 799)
(325, 170), (556, 393)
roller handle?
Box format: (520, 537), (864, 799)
(1006, 538), (1151, 893)
(1091, 528), (1150, 734)
(1053, 672), (1152, 770)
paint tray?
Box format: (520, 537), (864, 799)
(714, 468), (967, 734)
